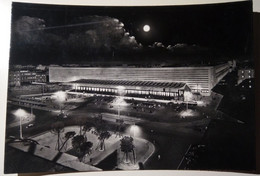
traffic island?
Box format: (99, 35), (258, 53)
(8, 126), (155, 171)
(116, 137), (155, 170)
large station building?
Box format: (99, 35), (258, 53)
(49, 61), (234, 99)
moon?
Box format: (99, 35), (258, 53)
(143, 25), (150, 32)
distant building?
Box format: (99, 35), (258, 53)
(238, 78), (254, 91)
(36, 64), (47, 71)
(67, 79), (191, 101)
(237, 68), (254, 85)
(8, 70), (48, 87)
(19, 70), (37, 84)
(8, 71), (21, 86)
(35, 72), (47, 83)
(49, 61), (234, 96)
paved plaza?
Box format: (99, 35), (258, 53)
(8, 125), (155, 171)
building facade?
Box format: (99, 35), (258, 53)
(49, 62), (233, 96)
(66, 79), (191, 100)
(8, 70), (47, 86)
(237, 68), (254, 85)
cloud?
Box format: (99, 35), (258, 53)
(10, 15), (142, 64)
(12, 16), (64, 47)
(67, 16), (141, 52)
(12, 16), (46, 45)
(148, 42), (165, 48)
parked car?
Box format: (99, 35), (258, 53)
(26, 123), (34, 128)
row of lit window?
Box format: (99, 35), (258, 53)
(241, 70), (252, 74)
(191, 89), (209, 93)
(242, 85), (252, 88)
(75, 86), (181, 97)
(21, 76), (36, 80)
(12, 78), (20, 81)
(241, 75), (252, 79)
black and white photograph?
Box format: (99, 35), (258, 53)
(4, 0), (255, 174)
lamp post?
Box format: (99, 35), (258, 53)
(184, 91), (193, 110)
(130, 124), (137, 164)
(19, 114), (23, 139)
(118, 104), (120, 119)
(116, 86), (126, 120)
(131, 123), (136, 138)
(13, 108), (28, 139)
(52, 91), (67, 114)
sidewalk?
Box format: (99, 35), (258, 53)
(8, 141), (101, 171)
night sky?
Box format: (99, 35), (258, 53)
(10, 1), (253, 65)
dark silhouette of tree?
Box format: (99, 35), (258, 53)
(115, 119), (124, 138)
(59, 131), (76, 152)
(92, 114), (111, 151)
(120, 136), (135, 164)
(78, 141), (93, 161)
(97, 131), (111, 151)
(50, 121), (64, 151)
(82, 122), (93, 139)
(71, 135), (93, 162)
(72, 135), (85, 152)
(76, 118), (87, 135)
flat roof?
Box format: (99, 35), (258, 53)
(70, 79), (188, 89)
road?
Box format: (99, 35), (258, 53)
(5, 95), (210, 170)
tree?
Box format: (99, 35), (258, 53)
(82, 122), (93, 139)
(50, 121), (64, 151)
(71, 135), (93, 162)
(72, 135), (85, 152)
(115, 119), (124, 138)
(59, 131), (76, 152)
(76, 118), (87, 135)
(97, 131), (111, 151)
(92, 115), (111, 151)
(79, 141), (93, 161)
(120, 136), (135, 164)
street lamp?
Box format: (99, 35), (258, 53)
(52, 91), (67, 113)
(75, 84), (78, 92)
(13, 108), (28, 139)
(130, 124), (138, 138)
(184, 91), (193, 110)
(116, 86), (126, 119)
(130, 124), (139, 164)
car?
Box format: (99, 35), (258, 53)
(26, 123), (34, 128)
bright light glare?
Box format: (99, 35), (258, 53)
(130, 125), (141, 137)
(180, 109), (194, 118)
(13, 108), (28, 119)
(116, 86), (126, 96)
(52, 91), (67, 103)
(184, 91), (193, 101)
(143, 25), (150, 32)
(111, 97), (129, 107)
(197, 101), (206, 106)
(116, 86), (125, 90)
